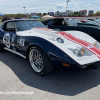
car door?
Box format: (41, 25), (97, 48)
(2, 21), (17, 51)
(2, 21), (26, 55)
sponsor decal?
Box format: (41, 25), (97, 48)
(17, 38), (25, 46)
(3, 33), (10, 48)
(11, 34), (16, 42)
(88, 45), (93, 48)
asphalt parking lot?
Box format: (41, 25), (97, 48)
(0, 21), (100, 100)
(0, 51), (100, 100)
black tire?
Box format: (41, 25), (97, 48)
(29, 46), (54, 75)
(0, 43), (4, 52)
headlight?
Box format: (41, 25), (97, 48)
(74, 48), (85, 56)
(56, 38), (64, 43)
(48, 37), (64, 43)
(94, 42), (100, 48)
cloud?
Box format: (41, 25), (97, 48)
(87, 7), (92, 9)
(74, 4), (79, 7)
(27, 6), (55, 10)
(57, 3), (66, 9)
(95, 0), (100, 3)
(27, 7), (40, 10)
(94, 6), (100, 10)
(46, 6), (54, 10)
(40, 6), (45, 9)
(73, 7), (80, 11)
(85, 4), (91, 7)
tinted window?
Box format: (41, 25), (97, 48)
(6, 22), (15, 29)
(47, 20), (53, 25)
(6, 22), (15, 31)
(85, 21), (99, 25)
(66, 18), (81, 26)
(47, 19), (66, 26)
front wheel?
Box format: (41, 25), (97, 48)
(29, 46), (53, 75)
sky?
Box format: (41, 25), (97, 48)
(0, 0), (100, 14)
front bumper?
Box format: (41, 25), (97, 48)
(54, 60), (100, 71)
(82, 61), (100, 70)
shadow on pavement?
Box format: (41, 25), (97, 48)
(0, 51), (100, 96)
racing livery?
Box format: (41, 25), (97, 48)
(0, 19), (100, 75)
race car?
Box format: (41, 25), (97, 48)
(0, 19), (100, 75)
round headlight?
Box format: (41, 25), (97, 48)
(56, 38), (64, 43)
(94, 42), (100, 48)
(74, 49), (80, 56)
(74, 48), (85, 56)
(80, 48), (85, 56)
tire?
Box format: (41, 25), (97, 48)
(0, 43), (4, 52)
(29, 46), (54, 75)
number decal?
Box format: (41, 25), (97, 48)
(17, 38), (25, 46)
(3, 33), (10, 48)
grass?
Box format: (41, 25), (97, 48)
(0, 19), (1, 22)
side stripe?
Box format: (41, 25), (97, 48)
(4, 47), (26, 59)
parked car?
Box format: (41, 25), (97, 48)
(2, 17), (11, 22)
(0, 19), (100, 75)
(42, 17), (100, 42)
(81, 20), (100, 26)
(14, 17), (22, 19)
(87, 18), (100, 25)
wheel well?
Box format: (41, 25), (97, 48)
(26, 44), (48, 60)
(26, 44), (55, 68)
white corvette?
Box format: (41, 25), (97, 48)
(0, 19), (100, 75)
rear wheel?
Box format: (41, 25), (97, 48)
(29, 46), (53, 75)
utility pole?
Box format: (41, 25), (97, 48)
(66, 0), (70, 16)
(23, 7), (26, 18)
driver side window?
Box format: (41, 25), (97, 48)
(6, 22), (15, 31)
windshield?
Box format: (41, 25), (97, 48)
(15, 20), (47, 31)
(65, 18), (82, 26)
(85, 20), (99, 25)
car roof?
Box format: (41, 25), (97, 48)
(4, 19), (38, 22)
(43, 17), (77, 21)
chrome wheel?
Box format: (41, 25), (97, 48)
(29, 49), (44, 73)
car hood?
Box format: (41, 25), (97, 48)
(16, 28), (100, 65)
(16, 28), (96, 44)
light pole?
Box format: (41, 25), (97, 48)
(23, 7), (26, 18)
(66, 0), (70, 16)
